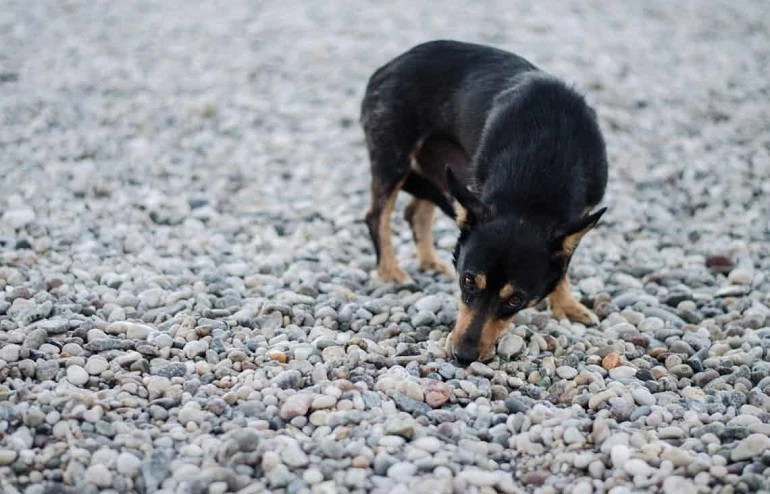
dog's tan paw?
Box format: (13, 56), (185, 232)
(419, 259), (454, 277)
(551, 302), (599, 326)
(378, 265), (410, 284)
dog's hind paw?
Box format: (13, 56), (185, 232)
(551, 302), (599, 326)
(419, 259), (454, 277)
(378, 265), (411, 284)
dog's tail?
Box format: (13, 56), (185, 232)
(402, 172), (456, 219)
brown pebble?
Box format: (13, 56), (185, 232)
(195, 325), (212, 337)
(521, 470), (548, 486)
(351, 455), (370, 468)
(424, 381), (451, 408)
(602, 353), (621, 370)
(705, 254), (733, 273)
(268, 351), (288, 363)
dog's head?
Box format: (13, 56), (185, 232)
(445, 170), (605, 364)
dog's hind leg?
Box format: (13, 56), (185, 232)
(363, 123), (415, 284)
(404, 198), (453, 276)
(365, 175), (408, 284)
(548, 275), (599, 325)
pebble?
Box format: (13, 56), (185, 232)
(0, 343), (21, 362)
(183, 340), (207, 358)
(727, 267), (754, 285)
(556, 366), (578, 379)
(116, 452), (142, 477)
(730, 433), (770, 461)
(563, 427), (585, 445)
(84, 464), (113, 487)
(85, 356), (110, 375)
(387, 462), (417, 479)
(602, 353), (621, 370)
(662, 476), (697, 494)
(66, 365), (89, 386)
(609, 365), (636, 379)
(610, 445), (631, 469)
(497, 334), (525, 358)
(632, 388), (655, 406)
(280, 394), (314, 420)
(0, 449), (19, 465)
(311, 394), (337, 410)
(624, 458), (653, 477)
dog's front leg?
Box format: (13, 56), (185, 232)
(548, 275), (599, 325)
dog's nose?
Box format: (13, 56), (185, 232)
(453, 346), (478, 365)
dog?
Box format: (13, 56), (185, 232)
(361, 40), (608, 364)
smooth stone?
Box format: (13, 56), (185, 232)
(0, 449), (18, 465)
(85, 356), (110, 375)
(662, 476), (697, 494)
(387, 461), (417, 479)
(609, 366), (637, 379)
(610, 444), (631, 469)
(311, 395), (337, 410)
(117, 452), (142, 477)
(183, 340), (207, 358)
(66, 365), (89, 386)
(0, 344), (21, 362)
(563, 427), (585, 445)
(280, 394), (314, 420)
(727, 267), (754, 285)
(556, 366), (578, 379)
(624, 458), (654, 477)
(632, 388), (655, 406)
(730, 433), (770, 461)
(83, 464), (113, 488)
(498, 334), (525, 358)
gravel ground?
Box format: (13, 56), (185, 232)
(2, 1), (770, 493)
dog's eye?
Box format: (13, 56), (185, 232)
(462, 273), (476, 290)
(506, 295), (524, 310)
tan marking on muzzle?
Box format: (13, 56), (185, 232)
(450, 301), (515, 362)
(478, 316), (515, 360)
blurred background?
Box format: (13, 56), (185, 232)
(2, 1), (768, 248)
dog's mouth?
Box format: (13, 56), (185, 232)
(445, 335), (495, 365)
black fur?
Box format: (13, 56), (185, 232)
(362, 40), (608, 363)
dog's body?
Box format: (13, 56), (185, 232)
(361, 40), (608, 363)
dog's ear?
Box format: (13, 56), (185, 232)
(446, 167), (490, 230)
(552, 207), (607, 257)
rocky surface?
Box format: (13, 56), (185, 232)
(1, 1), (770, 493)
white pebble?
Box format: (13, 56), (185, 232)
(66, 365), (89, 386)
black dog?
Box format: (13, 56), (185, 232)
(361, 40), (608, 363)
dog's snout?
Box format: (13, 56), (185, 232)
(453, 345), (478, 365)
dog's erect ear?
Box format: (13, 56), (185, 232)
(446, 167), (490, 230)
(552, 207), (607, 257)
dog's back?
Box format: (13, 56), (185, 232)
(362, 40), (538, 155)
(363, 40), (607, 225)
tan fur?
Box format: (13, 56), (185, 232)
(474, 273), (487, 290)
(560, 210), (599, 255)
(449, 301), (514, 362)
(548, 276), (598, 325)
(499, 283), (514, 299)
(407, 198), (453, 276)
(449, 301), (473, 352)
(561, 233), (583, 256)
(455, 201), (469, 229)
(376, 180), (409, 283)
(477, 316), (514, 360)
